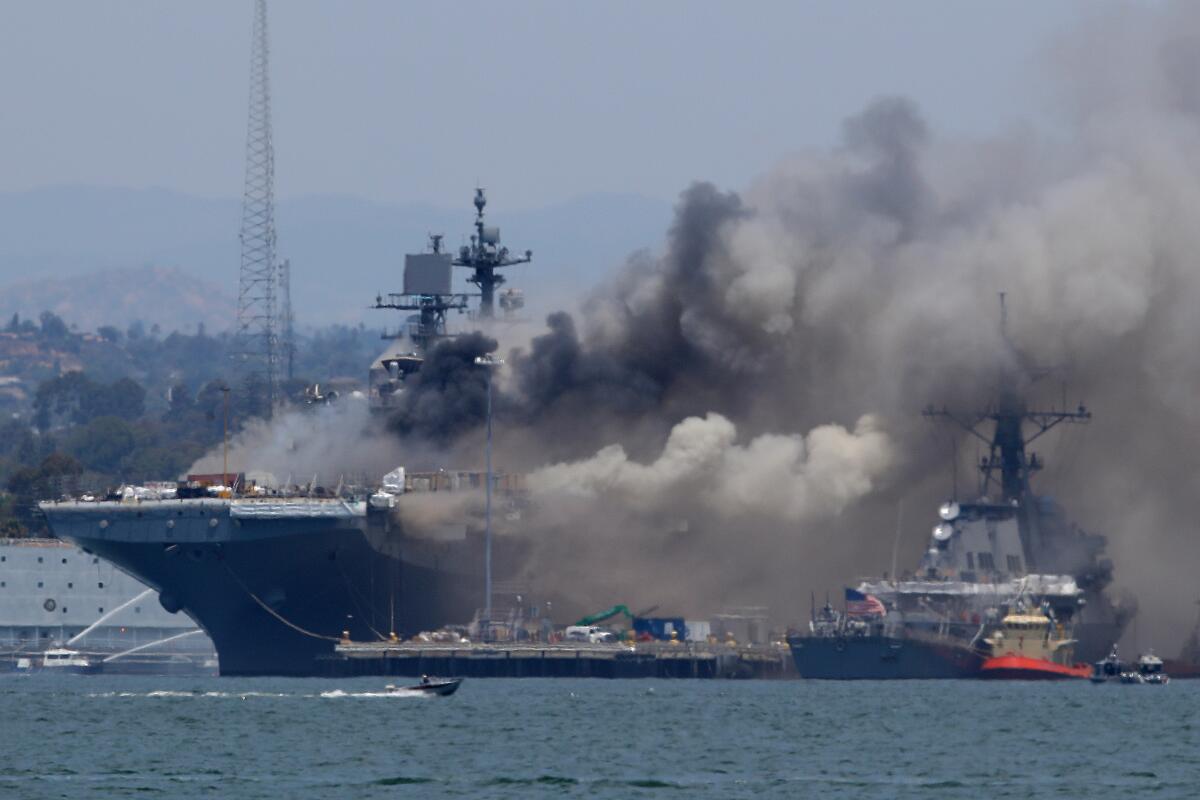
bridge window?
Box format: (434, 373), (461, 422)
(37, 557), (42, 563)
(966, 553), (975, 570)
(37, 581), (43, 588)
(67, 583), (73, 589)
(98, 582), (104, 589)
(1007, 555), (1021, 573)
(98, 608), (104, 614)
(977, 553), (995, 571)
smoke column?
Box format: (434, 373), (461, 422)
(202, 2), (1200, 647)
(490, 3), (1200, 643)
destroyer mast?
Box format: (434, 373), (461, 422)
(921, 295), (1091, 569)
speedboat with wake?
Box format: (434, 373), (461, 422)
(384, 676), (462, 696)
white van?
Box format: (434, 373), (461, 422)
(563, 625), (617, 643)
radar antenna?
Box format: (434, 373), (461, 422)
(453, 188), (532, 318)
(374, 234), (471, 351)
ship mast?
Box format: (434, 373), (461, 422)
(453, 189), (532, 318)
(922, 295), (1091, 567)
(374, 234), (471, 352)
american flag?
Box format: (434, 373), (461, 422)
(845, 588), (886, 618)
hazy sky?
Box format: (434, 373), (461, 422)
(1, 1), (1086, 209)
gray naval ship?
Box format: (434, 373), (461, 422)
(40, 192), (533, 677)
(1, 536), (215, 673)
(790, 321), (1132, 678)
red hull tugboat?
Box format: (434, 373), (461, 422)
(980, 607), (1090, 680)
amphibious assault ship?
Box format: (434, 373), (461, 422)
(790, 306), (1132, 679)
(40, 192), (536, 676)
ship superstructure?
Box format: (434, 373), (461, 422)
(370, 190), (530, 410)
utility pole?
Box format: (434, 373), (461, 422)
(474, 354), (504, 636)
(232, 0), (282, 416)
(221, 385), (231, 492)
(279, 258), (294, 382)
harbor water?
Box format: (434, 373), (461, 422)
(1, 675), (1196, 799)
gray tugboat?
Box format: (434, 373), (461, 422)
(789, 303), (1131, 679)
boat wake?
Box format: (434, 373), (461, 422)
(319, 689), (427, 699)
(87, 690), (294, 699)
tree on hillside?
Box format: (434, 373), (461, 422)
(0, 493), (24, 537)
(39, 311), (70, 340)
(34, 373), (146, 431)
(97, 325), (122, 343)
(6, 452), (82, 531)
(64, 416), (137, 474)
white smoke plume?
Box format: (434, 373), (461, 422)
(189, 397), (405, 486)
(529, 413), (891, 523)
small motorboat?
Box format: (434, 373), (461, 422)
(1134, 653), (1169, 685)
(40, 647), (100, 674)
(1115, 652), (1169, 685)
(384, 677), (462, 696)
(1091, 645), (1124, 684)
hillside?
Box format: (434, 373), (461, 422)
(0, 266), (234, 333)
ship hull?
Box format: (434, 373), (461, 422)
(787, 635), (984, 679)
(979, 654), (1091, 680)
(41, 500), (510, 677)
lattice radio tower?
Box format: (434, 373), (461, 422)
(233, 0), (282, 415)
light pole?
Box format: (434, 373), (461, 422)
(220, 386), (231, 492)
(474, 354), (504, 638)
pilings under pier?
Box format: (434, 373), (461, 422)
(328, 641), (796, 679)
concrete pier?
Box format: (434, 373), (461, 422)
(328, 641), (796, 679)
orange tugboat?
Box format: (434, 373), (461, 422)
(980, 606), (1091, 680)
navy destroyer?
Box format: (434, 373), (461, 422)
(790, 306), (1131, 678)
(40, 193), (534, 676)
